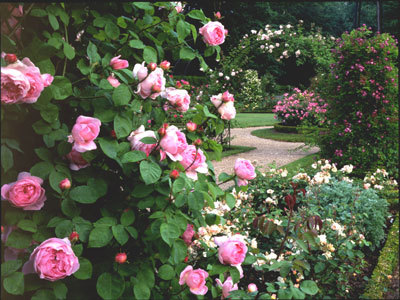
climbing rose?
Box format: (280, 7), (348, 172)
(214, 235), (248, 266)
(215, 276), (238, 299)
(70, 116), (101, 152)
(160, 125), (188, 161)
(218, 101), (236, 120)
(162, 87), (191, 112)
(179, 266), (209, 295)
(210, 94), (223, 108)
(248, 283), (258, 293)
(1, 172), (46, 210)
(234, 158), (256, 186)
(110, 55), (129, 70)
(59, 178), (71, 190)
(22, 237), (80, 281)
(107, 74), (120, 87)
(179, 145), (208, 180)
(160, 60), (171, 70)
(182, 224), (195, 245)
(66, 149), (90, 170)
(127, 125), (158, 157)
(186, 121), (197, 132)
(133, 61), (148, 81)
(199, 21), (226, 46)
(136, 67), (165, 99)
(1, 67), (30, 104)
(222, 90), (234, 102)
(115, 252), (127, 264)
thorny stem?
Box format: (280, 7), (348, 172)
(277, 208), (293, 258)
(62, 22), (69, 77)
(183, 147), (198, 172)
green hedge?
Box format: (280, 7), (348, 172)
(362, 213), (399, 299)
(273, 123), (299, 133)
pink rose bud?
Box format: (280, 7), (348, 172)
(147, 62), (157, 71)
(222, 91), (234, 102)
(107, 74), (120, 88)
(170, 169), (180, 179)
(69, 231), (79, 243)
(181, 79), (189, 85)
(163, 123), (169, 129)
(184, 256), (189, 263)
(70, 116), (101, 153)
(234, 158), (256, 186)
(59, 178), (71, 190)
(158, 127), (166, 137)
(248, 283), (258, 293)
(214, 12), (222, 19)
(160, 60), (170, 71)
(1, 225), (4, 233)
(225, 29), (228, 36)
(186, 122), (197, 132)
(151, 83), (162, 93)
(193, 139), (202, 146)
(115, 252), (127, 264)
(176, 81), (182, 88)
(216, 276), (238, 299)
(110, 129), (116, 138)
(110, 55), (129, 70)
(4, 53), (17, 63)
(182, 224), (195, 245)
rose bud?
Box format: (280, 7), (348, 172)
(175, 81), (182, 88)
(59, 178), (71, 190)
(110, 130), (116, 138)
(248, 283), (258, 293)
(115, 252), (127, 264)
(184, 256), (189, 263)
(151, 83), (162, 93)
(1, 225), (4, 233)
(160, 60), (171, 71)
(181, 80), (189, 85)
(5, 53), (17, 63)
(186, 121), (197, 132)
(193, 139), (202, 146)
(147, 62), (157, 71)
(158, 127), (166, 137)
(170, 169), (180, 179)
(214, 11), (222, 19)
(163, 123), (169, 129)
(69, 231), (79, 243)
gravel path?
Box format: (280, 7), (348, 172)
(213, 126), (319, 189)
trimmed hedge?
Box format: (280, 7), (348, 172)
(362, 213), (399, 299)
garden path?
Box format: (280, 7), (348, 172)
(213, 126), (319, 189)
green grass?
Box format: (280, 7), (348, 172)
(251, 128), (310, 142)
(232, 113), (277, 128)
(207, 145), (256, 161)
(280, 153), (320, 175)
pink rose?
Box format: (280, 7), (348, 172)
(136, 67), (165, 99)
(210, 94), (223, 108)
(133, 62), (148, 81)
(66, 149), (90, 170)
(162, 87), (191, 112)
(182, 224), (195, 245)
(215, 276), (238, 299)
(127, 125), (158, 157)
(160, 60), (171, 71)
(174, 2), (183, 13)
(160, 125), (188, 161)
(41, 73), (54, 87)
(222, 91), (234, 102)
(110, 55), (129, 70)
(199, 21), (226, 46)
(1, 172), (46, 210)
(179, 265), (209, 295)
(1, 67), (31, 104)
(218, 101), (236, 120)
(22, 237), (80, 281)
(214, 235), (248, 266)
(186, 121), (197, 132)
(234, 158), (256, 186)
(179, 145), (208, 180)
(70, 116), (101, 152)
(107, 74), (120, 88)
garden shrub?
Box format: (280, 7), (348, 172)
(315, 25), (399, 178)
(235, 69), (264, 112)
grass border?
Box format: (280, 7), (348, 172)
(362, 213), (399, 299)
(251, 128), (309, 142)
(207, 145), (256, 161)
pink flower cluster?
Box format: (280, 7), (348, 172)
(234, 158), (256, 186)
(1, 57), (53, 104)
(273, 88), (327, 126)
(210, 91), (236, 120)
(133, 62), (166, 99)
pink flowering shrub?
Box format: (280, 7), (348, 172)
(273, 88), (327, 126)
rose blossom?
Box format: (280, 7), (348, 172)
(179, 265), (209, 295)
(199, 21), (226, 46)
(222, 91), (234, 102)
(160, 60), (171, 71)
(127, 125), (158, 156)
(162, 87), (191, 112)
(110, 55), (129, 70)
(1, 172), (46, 210)
(107, 74), (120, 87)
(210, 94), (223, 108)
(248, 283), (258, 293)
(216, 276), (238, 299)
(70, 116), (101, 152)
(22, 237), (80, 281)
(234, 158), (256, 186)
(214, 235), (248, 266)
(66, 149), (90, 170)
(136, 67), (165, 99)
(182, 224), (195, 245)
(218, 101), (236, 120)
(133, 61), (148, 81)
(1, 67), (31, 104)
(179, 145), (208, 180)
(160, 125), (188, 161)
(186, 121), (197, 132)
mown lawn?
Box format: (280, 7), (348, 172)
(251, 128), (311, 142)
(232, 113), (277, 128)
(280, 152), (320, 175)
(207, 145), (256, 161)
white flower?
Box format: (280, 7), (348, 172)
(218, 72), (223, 77)
(363, 183), (371, 189)
(295, 50), (301, 57)
(286, 24), (291, 29)
(268, 49), (273, 53)
(265, 197), (277, 205)
(231, 71), (236, 76)
(224, 76), (230, 81)
(265, 250), (277, 261)
(275, 43), (280, 47)
(273, 219), (282, 226)
(311, 163), (317, 169)
(322, 252), (332, 259)
(281, 169), (288, 177)
(267, 189), (274, 194)
(374, 184), (384, 190)
(251, 238), (258, 249)
(331, 222), (341, 231)
(318, 234), (327, 245)
(340, 164), (353, 174)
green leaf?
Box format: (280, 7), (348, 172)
(77, 59), (90, 75)
(87, 41), (101, 64)
(112, 84), (131, 106)
(188, 191), (204, 211)
(129, 40), (145, 49)
(17, 219), (37, 233)
(143, 46), (158, 64)
(278, 288), (293, 299)
(140, 136), (157, 144)
(36, 58), (55, 75)
(203, 105), (217, 118)
(112, 225), (129, 245)
(32, 289), (57, 300)
(133, 2), (153, 10)
(114, 114), (132, 139)
(53, 281), (67, 299)
(225, 193), (236, 209)
(73, 217), (93, 242)
(177, 20), (190, 40)
(172, 177), (186, 194)
(55, 220), (73, 238)
(50, 76), (72, 100)
(1, 146), (13, 172)
(40, 104), (59, 123)
(98, 138), (118, 159)
(61, 198), (81, 218)
(73, 257), (92, 280)
(96, 272), (125, 300)
(140, 161), (162, 185)
(117, 16), (127, 28)
(125, 226), (138, 239)
(88, 227), (113, 248)
(179, 47), (196, 60)
(134, 282), (150, 299)
(290, 286), (305, 299)
(121, 150), (146, 163)
(48, 14), (59, 30)
(31, 8), (47, 17)
(63, 42), (75, 60)
(171, 239), (187, 264)
(121, 210), (135, 226)
(70, 186), (99, 204)
(160, 223), (181, 246)
(190, 24), (198, 42)
(32, 119), (52, 135)
(300, 280), (319, 295)
(314, 262), (325, 273)
(158, 265), (174, 280)
(49, 170), (68, 194)
(30, 161), (54, 180)
(294, 238), (309, 254)
(3, 272), (24, 295)
(105, 22), (120, 40)
(187, 9), (206, 21)
(1, 260), (22, 277)
(94, 217), (117, 227)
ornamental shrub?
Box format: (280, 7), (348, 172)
(235, 69), (264, 112)
(315, 26), (399, 178)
